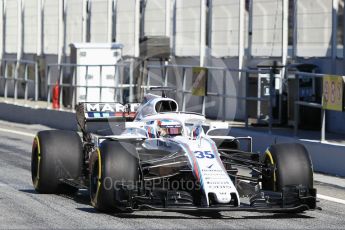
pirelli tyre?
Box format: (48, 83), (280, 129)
(89, 140), (140, 213)
(31, 130), (83, 194)
(262, 143), (313, 192)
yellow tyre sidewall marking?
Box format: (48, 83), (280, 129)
(91, 148), (102, 207)
(265, 150), (276, 190)
(33, 136), (41, 188)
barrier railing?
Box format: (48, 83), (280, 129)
(145, 64), (277, 134)
(292, 71), (329, 142)
(0, 59), (341, 142)
(46, 63), (132, 110)
(145, 64), (342, 142)
(0, 59), (38, 103)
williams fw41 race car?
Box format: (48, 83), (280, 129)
(31, 91), (317, 213)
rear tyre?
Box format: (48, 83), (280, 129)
(262, 143), (313, 191)
(89, 140), (139, 213)
(31, 130), (83, 194)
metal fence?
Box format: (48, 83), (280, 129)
(0, 59), (343, 142)
(46, 63), (133, 109)
(292, 71), (327, 142)
(145, 64), (342, 142)
(0, 59), (38, 103)
(145, 64), (277, 133)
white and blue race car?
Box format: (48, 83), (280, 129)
(31, 90), (317, 213)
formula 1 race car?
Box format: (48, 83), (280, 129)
(31, 89), (317, 213)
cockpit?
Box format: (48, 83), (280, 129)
(145, 119), (183, 138)
(156, 120), (183, 138)
(144, 119), (204, 139)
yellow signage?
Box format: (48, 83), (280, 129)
(322, 75), (344, 111)
(192, 67), (208, 96)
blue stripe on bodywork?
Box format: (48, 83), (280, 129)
(179, 143), (204, 189)
(204, 138), (228, 173)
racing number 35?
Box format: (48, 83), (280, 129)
(194, 151), (215, 159)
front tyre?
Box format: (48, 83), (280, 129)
(261, 143), (317, 211)
(262, 143), (313, 192)
(89, 140), (139, 213)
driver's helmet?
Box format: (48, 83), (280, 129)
(157, 120), (182, 137)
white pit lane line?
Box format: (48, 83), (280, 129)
(0, 126), (345, 206)
(0, 127), (36, 138)
(317, 194), (345, 205)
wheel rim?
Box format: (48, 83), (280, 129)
(90, 159), (99, 201)
(90, 148), (102, 207)
(262, 151), (276, 191)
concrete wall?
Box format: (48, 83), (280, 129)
(210, 0), (240, 57)
(23, 0), (38, 54)
(296, 0), (333, 57)
(0, 0), (340, 60)
(174, 0), (201, 56)
(89, 0), (112, 43)
(0, 103), (77, 131)
(251, 0), (283, 57)
(0, 0), (3, 57)
(143, 0), (167, 37)
(5, 0), (19, 54)
(115, 0), (138, 57)
(65, 0), (85, 56)
(43, 0), (59, 55)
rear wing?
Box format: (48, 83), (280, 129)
(76, 103), (141, 134)
(77, 102), (141, 122)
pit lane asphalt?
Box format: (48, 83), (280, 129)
(0, 121), (345, 229)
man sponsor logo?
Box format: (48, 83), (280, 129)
(86, 103), (124, 112)
(85, 103), (141, 114)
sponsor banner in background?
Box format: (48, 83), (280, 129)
(322, 75), (344, 111)
(192, 67), (208, 96)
